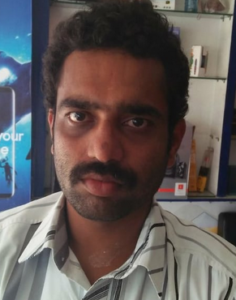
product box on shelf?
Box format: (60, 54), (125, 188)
(189, 46), (208, 77)
(151, 0), (176, 10)
(155, 121), (194, 200)
(185, 0), (227, 14)
(185, 0), (198, 12)
(198, 0), (226, 13)
(188, 138), (197, 192)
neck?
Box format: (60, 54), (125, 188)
(65, 200), (152, 284)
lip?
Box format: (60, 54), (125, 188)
(81, 174), (123, 197)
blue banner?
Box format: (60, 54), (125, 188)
(0, 0), (32, 211)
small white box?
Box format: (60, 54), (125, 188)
(174, 183), (187, 196)
(189, 46), (208, 77)
(151, 0), (176, 10)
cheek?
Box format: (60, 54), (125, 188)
(53, 129), (90, 177)
(53, 129), (75, 165)
(129, 138), (169, 175)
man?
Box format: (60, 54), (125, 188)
(0, 1), (235, 299)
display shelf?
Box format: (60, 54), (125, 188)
(188, 191), (215, 198)
(159, 189), (236, 201)
(52, 0), (234, 18)
(52, 0), (85, 4)
(160, 197), (236, 202)
(160, 192), (236, 202)
(157, 9), (233, 18)
(190, 76), (227, 81)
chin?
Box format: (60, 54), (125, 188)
(65, 190), (145, 222)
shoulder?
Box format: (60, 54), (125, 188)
(0, 193), (62, 297)
(0, 192), (63, 274)
(0, 192), (62, 230)
(160, 208), (236, 279)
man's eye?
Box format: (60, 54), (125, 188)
(68, 112), (86, 122)
(126, 118), (148, 128)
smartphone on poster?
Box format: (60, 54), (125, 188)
(0, 86), (16, 198)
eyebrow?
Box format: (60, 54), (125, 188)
(58, 97), (162, 118)
(118, 104), (162, 119)
(58, 98), (101, 111)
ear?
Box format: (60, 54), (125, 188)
(167, 119), (186, 167)
(48, 109), (55, 155)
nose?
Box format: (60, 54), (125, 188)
(87, 120), (124, 163)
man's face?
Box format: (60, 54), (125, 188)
(48, 50), (184, 222)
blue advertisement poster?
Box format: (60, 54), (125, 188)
(0, 0), (32, 211)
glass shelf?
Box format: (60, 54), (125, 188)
(159, 191), (236, 202)
(52, 0), (86, 4)
(190, 76), (227, 82)
(156, 9), (233, 18)
(52, 0), (234, 18)
(188, 190), (215, 198)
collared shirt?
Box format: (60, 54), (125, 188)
(0, 192), (236, 300)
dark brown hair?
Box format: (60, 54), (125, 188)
(43, 0), (189, 130)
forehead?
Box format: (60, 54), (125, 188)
(57, 50), (167, 112)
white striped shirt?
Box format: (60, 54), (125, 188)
(0, 192), (236, 300)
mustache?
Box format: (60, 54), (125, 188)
(69, 161), (137, 189)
